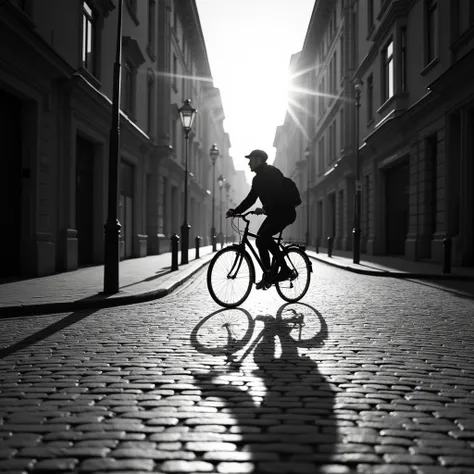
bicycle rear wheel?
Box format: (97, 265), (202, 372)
(275, 247), (311, 302)
(207, 247), (255, 308)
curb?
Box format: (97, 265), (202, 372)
(308, 254), (474, 281)
(0, 256), (213, 319)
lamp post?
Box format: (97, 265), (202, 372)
(224, 181), (231, 244)
(178, 99), (197, 265)
(304, 146), (311, 247)
(210, 143), (219, 251)
(217, 174), (225, 248)
(103, 0), (123, 294)
(353, 78), (363, 264)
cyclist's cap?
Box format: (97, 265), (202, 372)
(245, 149), (268, 161)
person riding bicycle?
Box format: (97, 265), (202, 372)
(226, 149), (297, 290)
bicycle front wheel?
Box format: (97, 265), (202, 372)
(207, 247), (255, 308)
(276, 247), (311, 302)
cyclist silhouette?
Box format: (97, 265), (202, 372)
(227, 149), (297, 289)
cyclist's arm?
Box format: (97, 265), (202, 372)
(233, 185), (258, 215)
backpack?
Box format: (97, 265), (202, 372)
(282, 176), (302, 207)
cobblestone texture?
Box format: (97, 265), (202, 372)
(1, 264), (474, 473)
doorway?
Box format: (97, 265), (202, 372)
(385, 161), (409, 255)
(76, 136), (95, 265)
(120, 161), (134, 259)
(0, 90), (22, 278)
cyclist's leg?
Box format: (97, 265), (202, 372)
(263, 210), (297, 280)
(256, 215), (291, 277)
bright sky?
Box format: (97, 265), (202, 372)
(196, 0), (314, 183)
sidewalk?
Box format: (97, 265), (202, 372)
(0, 246), (215, 318)
(1, 244), (473, 318)
(307, 246), (474, 279)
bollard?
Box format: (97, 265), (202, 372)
(327, 236), (333, 257)
(316, 236), (320, 254)
(195, 236), (201, 259)
(443, 237), (452, 274)
(171, 234), (179, 271)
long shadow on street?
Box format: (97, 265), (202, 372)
(191, 303), (339, 471)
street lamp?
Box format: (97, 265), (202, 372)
(103, 0), (123, 294)
(304, 146), (311, 247)
(224, 181), (231, 244)
(179, 98), (197, 265)
(217, 174), (225, 248)
(209, 143), (219, 251)
(353, 78), (363, 264)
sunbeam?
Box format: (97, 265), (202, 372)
(287, 96), (313, 116)
(289, 63), (321, 81)
(138, 69), (214, 84)
(289, 85), (353, 103)
(286, 103), (310, 140)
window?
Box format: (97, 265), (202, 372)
(400, 27), (407, 92)
(82, 1), (96, 75)
(339, 108), (344, 150)
(451, 0), (471, 39)
(171, 119), (177, 151)
(426, 0), (438, 63)
(173, 54), (178, 91)
(340, 34), (344, 79)
(147, 0), (156, 56)
(368, 0), (374, 33)
(328, 121), (337, 163)
(147, 72), (155, 135)
(321, 76), (326, 112)
(158, 176), (166, 235)
(122, 60), (136, 117)
(318, 137), (325, 175)
(352, 10), (358, 68)
(367, 75), (374, 122)
(426, 134), (438, 235)
(382, 40), (394, 101)
(365, 175), (370, 235)
(331, 52), (337, 94)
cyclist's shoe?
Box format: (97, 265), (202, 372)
(256, 272), (271, 290)
(276, 266), (293, 282)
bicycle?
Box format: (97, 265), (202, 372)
(207, 210), (312, 308)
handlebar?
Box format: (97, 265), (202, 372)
(229, 210), (257, 223)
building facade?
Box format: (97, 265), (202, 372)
(0, 0), (247, 279)
(275, 0), (474, 266)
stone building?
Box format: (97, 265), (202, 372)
(275, 0), (474, 267)
(0, 0), (246, 279)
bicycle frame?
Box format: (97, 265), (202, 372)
(230, 211), (307, 276)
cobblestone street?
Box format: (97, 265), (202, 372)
(1, 262), (473, 473)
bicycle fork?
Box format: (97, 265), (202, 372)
(227, 248), (245, 279)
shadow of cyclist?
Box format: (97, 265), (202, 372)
(192, 303), (338, 471)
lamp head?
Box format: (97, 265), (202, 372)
(304, 146), (311, 159)
(179, 99), (197, 132)
(354, 77), (363, 93)
(217, 175), (225, 188)
(210, 143), (219, 163)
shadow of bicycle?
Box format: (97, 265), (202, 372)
(190, 303), (338, 471)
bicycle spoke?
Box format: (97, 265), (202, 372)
(207, 248), (254, 308)
(276, 248), (311, 302)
